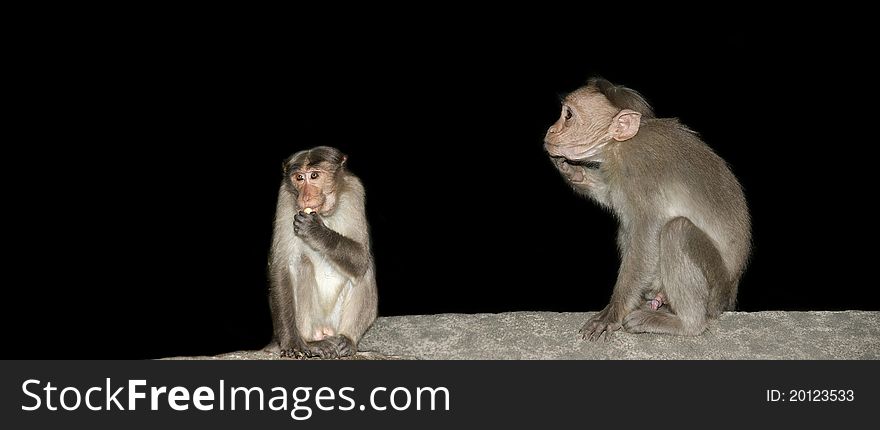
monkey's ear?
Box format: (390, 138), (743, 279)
(340, 155), (348, 167)
(609, 109), (642, 141)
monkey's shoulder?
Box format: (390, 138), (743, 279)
(339, 173), (365, 196)
(641, 118), (699, 138)
(630, 118), (717, 160)
(325, 174), (370, 243)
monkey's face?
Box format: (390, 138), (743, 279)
(544, 90), (619, 162)
(290, 163), (340, 216)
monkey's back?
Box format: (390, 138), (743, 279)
(608, 118), (751, 280)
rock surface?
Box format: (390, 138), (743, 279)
(167, 311), (880, 360)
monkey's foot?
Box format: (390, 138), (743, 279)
(579, 313), (622, 342)
(306, 335), (356, 359)
(623, 310), (681, 334)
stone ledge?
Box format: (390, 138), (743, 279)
(166, 311), (880, 360)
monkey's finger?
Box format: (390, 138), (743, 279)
(321, 345), (336, 359)
(583, 327), (593, 341)
(315, 344), (328, 358)
(326, 336), (352, 357)
(578, 321), (593, 335)
(579, 323), (596, 340)
(296, 213), (316, 222)
(603, 328), (614, 342)
(339, 344), (353, 357)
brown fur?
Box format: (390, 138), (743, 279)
(266, 146), (378, 358)
(545, 79), (751, 339)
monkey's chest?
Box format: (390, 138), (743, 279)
(301, 248), (350, 307)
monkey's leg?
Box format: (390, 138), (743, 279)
(269, 263), (311, 359)
(623, 217), (728, 336)
(303, 277), (376, 359)
(580, 226), (661, 341)
(333, 276), (378, 356)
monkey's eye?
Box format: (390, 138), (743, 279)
(310, 172), (319, 180)
(564, 107), (573, 121)
(295, 174), (305, 181)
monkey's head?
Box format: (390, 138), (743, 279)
(283, 146), (348, 216)
(544, 78), (654, 162)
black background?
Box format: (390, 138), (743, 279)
(6, 18), (876, 358)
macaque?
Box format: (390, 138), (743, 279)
(265, 146), (377, 358)
(544, 78), (751, 340)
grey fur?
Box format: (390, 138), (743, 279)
(266, 147), (378, 358)
(545, 80), (751, 339)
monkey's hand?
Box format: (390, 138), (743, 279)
(552, 157), (589, 185)
(293, 211), (329, 247)
(306, 335), (356, 359)
(579, 305), (622, 342)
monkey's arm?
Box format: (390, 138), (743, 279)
(268, 256), (309, 357)
(294, 212), (371, 278)
(552, 158), (610, 207)
(568, 169), (609, 207)
(580, 229), (656, 340)
(266, 186), (310, 357)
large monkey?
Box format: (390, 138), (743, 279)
(544, 78), (751, 340)
(266, 146), (377, 358)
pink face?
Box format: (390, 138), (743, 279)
(290, 163), (338, 215)
(544, 90), (619, 161)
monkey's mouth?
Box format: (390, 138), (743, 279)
(545, 141), (606, 162)
(565, 159), (603, 169)
(298, 203), (322, 214)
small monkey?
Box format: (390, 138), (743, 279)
(545, 78), (751, 340)
(265, 146), (377, 358)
